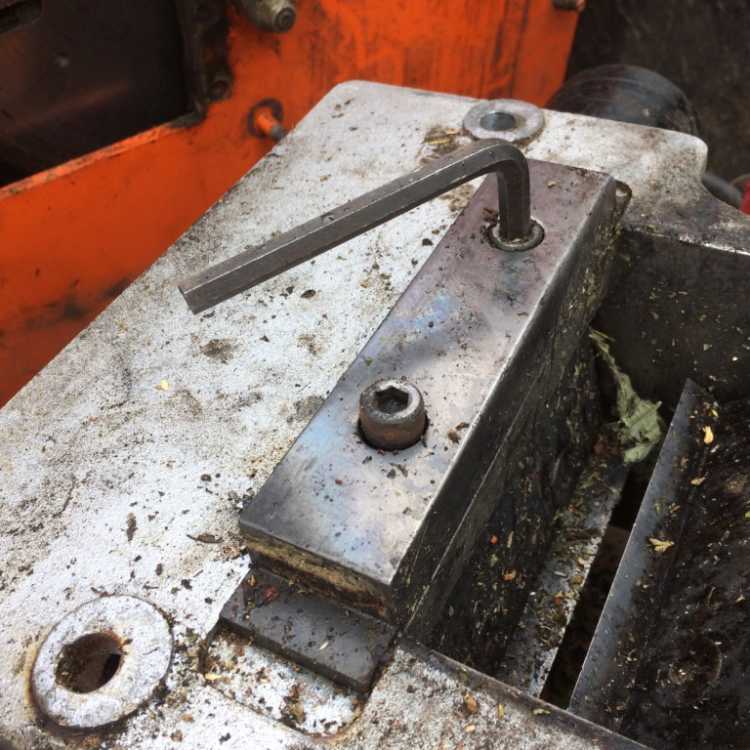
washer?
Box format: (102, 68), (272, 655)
(31, 596), (172, 729)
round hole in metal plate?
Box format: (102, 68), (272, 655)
(55, 632), (124, 694)
(478, 111), (519, 132)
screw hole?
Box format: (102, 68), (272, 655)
(375, 385), (409, 414)
(55, 632), (124, 694)
(478, 111), (518, 132)
(375, 386), (410, 415)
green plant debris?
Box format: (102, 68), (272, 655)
(590, 330), (664, 463)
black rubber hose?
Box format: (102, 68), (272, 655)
(702, 171), (742, 208)
(548, 64), (700, 134)
(547, 64), (739, 207)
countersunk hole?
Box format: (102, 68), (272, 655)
(479, 111), (518, 132)
(375, 386), (410, 415)
(55, 632), (124, 693)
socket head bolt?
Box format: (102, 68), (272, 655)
(359, 379), (427, 451)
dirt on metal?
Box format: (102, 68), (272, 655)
(607, 395), (750, 749)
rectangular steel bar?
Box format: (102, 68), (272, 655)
(496, 452), (628, 695)
(221, 569), (395, 692)
(571, 380), (750, 748)
(374, 643), (649, 750)
(569, 380), (709, 726)
(240, 160), (620, 627)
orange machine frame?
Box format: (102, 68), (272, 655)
(0, 0), (579, 405)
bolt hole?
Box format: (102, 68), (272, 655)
(478, 111), (518, 132)
(375, 386), (410, 415)
(55, 632), (124, 694)
(208, 75), (231, 101)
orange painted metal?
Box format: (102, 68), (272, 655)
(0, 1), (579, 405)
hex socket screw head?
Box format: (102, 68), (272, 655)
(359, 379), (426, 451)
(237, 0), (297, 32)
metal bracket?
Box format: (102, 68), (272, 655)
(179, 139), (542, 313)
(222, 569), (395, 693)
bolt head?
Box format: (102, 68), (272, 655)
(359, 379), (426, 451)
(274, 6), (296, 31)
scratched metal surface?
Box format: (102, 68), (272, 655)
(0, 81), (709, 749)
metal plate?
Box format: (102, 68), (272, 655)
(570, 381), (750, 748)
(497, 452), (628, 695)
(240, 161), (618, 625)
(353, 642), (649, 750)
(221, 569), (394, 692)
(568, 383), (709, 727)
